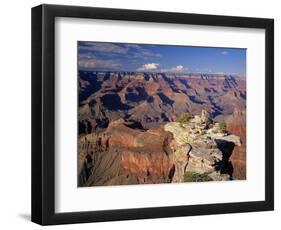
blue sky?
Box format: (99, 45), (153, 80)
(78, 41), (246, 76)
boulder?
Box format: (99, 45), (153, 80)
(216, 134), (241, 146)
(191, 115), (202, 124)
(201, 110), (213, 126)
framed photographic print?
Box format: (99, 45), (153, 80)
(31, 4), (274, 225)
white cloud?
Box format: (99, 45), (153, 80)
(132, 50), (161, 59)
(78, 53), (96, 59)
(78, 58), (122, 70)
(160, 65), (187, 73)
(123, 44), (142, 49)
(79, 42), (161, 59)
(136, 64), (188, 73)
(175, 65), (184, 70)
(137, 63), (159, 71)
(79, 42), (129, 54)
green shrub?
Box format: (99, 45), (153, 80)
(206, 143), (214, 149)
(183, 172), (213, 182)
(176, 113), (193, 124)
(219, 121), (227, 133)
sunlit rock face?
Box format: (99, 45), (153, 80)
(79, 110), (242, 186)
(78, 119), (174, 186)
(164, 110), (241, 182)
(223, 109), (246, 179)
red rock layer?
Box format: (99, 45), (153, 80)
(78, 121), (174, 186)
(227, 123), (246, 179)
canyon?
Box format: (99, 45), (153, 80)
(78, 71), (246, 186)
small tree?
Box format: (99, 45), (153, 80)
(219, 121), (227, 133)
(176, 113), (193, 124)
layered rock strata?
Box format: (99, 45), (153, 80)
(79, 110), (242, 186)
(164, 110), (241, 182)
(78, 119), (174, 186)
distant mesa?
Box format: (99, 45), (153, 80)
(79, 71), (246, 130)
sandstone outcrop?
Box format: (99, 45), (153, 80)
(164, 110), (241, 182)
(78, 119), (174, 186)
(79, 110), (242, 186)
(225, 109), (246, 179)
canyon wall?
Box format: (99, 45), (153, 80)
(78, 72), (246, 186)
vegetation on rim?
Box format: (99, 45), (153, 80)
(175, 113), (193, 124)
(183, 171), (213, 182)
(219, 120), (227, 133)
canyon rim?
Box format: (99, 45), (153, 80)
(77, 42), (246, 187)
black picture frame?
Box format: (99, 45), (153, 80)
(31, 4), (274, 225)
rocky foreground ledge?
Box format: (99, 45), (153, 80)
(164, 110), (241, 182)
(78, 110), (242, 186)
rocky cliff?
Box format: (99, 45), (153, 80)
(78, 119), (174, 186)
(164, 110), (241, 182)
(79, 110), (241, 186)
(79, 71), (246, 132)
(224, 109), (246, 179)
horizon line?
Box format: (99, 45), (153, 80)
(78, 69), (246, 77)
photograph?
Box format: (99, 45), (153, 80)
(77, 42), (247, 187)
